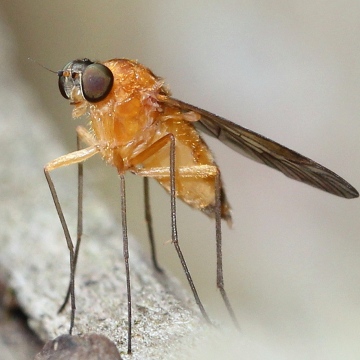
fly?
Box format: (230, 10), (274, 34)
(44, 58), (359, 354)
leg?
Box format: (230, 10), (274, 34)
(136, 162), (239, 327)
(134, 164), (218, 178)
(44, 143), (99, 334)
(130, 135), (214, 324)
(137, 165), (240, 328)
(214, 170), (240, 330)
(168, 135), (212, 324)
(58, 134), (84, 313)
(119, 174), (132, 354)
(44, 169), (76, 334)
(143, 177), (162, 272)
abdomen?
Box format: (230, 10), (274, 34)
(141, 117), (231, 223)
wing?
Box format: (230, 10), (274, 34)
(164, 98), (358, 199)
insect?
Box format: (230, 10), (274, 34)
(44, 58), (358, 354)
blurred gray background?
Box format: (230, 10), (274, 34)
(1, 1), (359, 359)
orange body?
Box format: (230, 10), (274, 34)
(71, 59), (231, 222)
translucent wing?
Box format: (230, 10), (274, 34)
(165, 98), (358, 199)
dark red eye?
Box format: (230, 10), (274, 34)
(81, 63), (114, 102)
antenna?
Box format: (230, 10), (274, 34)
(28, 57), (60, 75)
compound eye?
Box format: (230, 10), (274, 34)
(58, 70), (70, 99)
(81, 63), (114, 102)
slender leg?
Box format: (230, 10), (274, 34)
(44, 169), (76, 334)
(168, 135), (212, 324)
(119, 174), (132, 354)
(43, 128), (99, 335)
(130, 134), (212, 323)
(58, 135), (84, 313)
(135, 146), (239, 328)
(143, 177), (163, 272)
(214, 171), (240, 330)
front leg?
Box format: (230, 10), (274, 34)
(44, 143), (100, 334)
